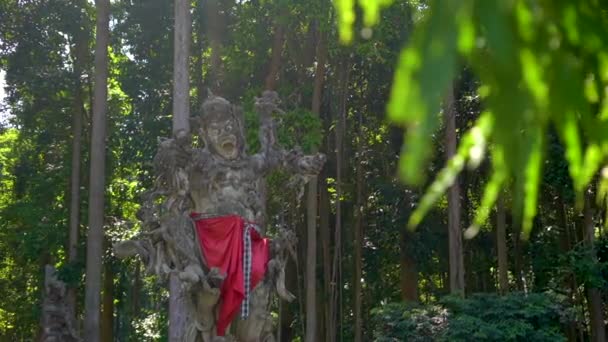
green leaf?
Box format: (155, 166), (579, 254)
(408, 113), (494, 228)
(456, 3), (475, 55)
(598, 167), (608, 228)
(552, 111), (582, 190)
(334, 0), (356, 43)
(515, 0), (535, 42)
(520, 49), (548, 109)
(522, 126), (544, 239)
(358, 0), (393, 28)
(388, 1), (462, 185)
(465, 145), (507, 239)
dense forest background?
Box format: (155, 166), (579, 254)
(0, 0), (607, 341)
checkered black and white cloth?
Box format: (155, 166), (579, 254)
(241, 222), (258, 319)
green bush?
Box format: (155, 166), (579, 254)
(371, 292), (575, 342)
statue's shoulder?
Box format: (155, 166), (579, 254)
(247, 152), (267, 170)
(191, 148), (211, 168)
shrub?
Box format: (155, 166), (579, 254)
(371, 292), (574, 341)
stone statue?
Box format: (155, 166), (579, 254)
(40, 265), (80, 342)
(115, 91), (325, 341)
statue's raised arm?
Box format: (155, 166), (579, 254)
(152, 129), (192, 203)
(254, 90), (326, 176)
(255, 90), (282, 170)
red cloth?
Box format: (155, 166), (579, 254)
(191, 214), (270, 336)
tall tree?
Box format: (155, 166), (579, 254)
(101, 260), (114, 342)
(66, 1), (89, 320)
(205, 0), (224, 93)
(444, 84), (465, 295)
(168, 0), (191, 340)
(84, 0), (110, 340)
(400, 230), (418, 302)
(353, 110), (365, 342)
(264, 6), (287, 91)
(193, 0), (206, 108)
(496, 193), (508, 294)
(583, 188), (606, 342)
(328, 57), (349, 342)
(305, 23), (327, 342)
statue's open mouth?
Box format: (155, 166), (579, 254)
(222, 141), (235, 151)
(220, 136), (237, 153)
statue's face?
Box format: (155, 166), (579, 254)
(200, 95), (245, 160)
(204, 116), (241, 160)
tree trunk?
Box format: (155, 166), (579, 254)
(305, 26), (327, 342)
(400, 233), (418, 302)
(279, 259), (296, 341)
(194, 0), (205, 109)
(319, 173), (332, 342)
(556, 194), (578, 341)
(264, 14), (286, 90)
(132, 261), (141, 318)
(67, 8), (87, 321)
(583, 189), (606, 342)
(101, 261), (114, 342)
(496, 194), (509, 294)
(305, 182), (318, 342)
(205, 0), (224, 93)
(172, 0), (191, 137)
(512, 223), (524, 291)
(84, 0), (110, 340)
(353, 111), (364, 342)
(328, 59), (348, 342)
(444, 84), (465, 295)
(169, 0), (191, 340)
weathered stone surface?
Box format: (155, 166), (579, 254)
(40, 265), (80, 342)
(115, 91), (325, 341)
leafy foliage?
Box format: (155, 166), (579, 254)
(372, 292), (574, 341)
(345, 0), (608, 237)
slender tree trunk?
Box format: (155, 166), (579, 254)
(169, 0), (191, 340)
(572, 207), (589, 339)
(84, 0), (110, 340)
(444, 84), (465, 295)
(496, 194), (509, 294)
(557, 195), (578, 341)
(132, 261), (141, 318)
(316, 131), (330, 342)
(194, 0), (205, 109)
(512, 223), (524, 291)
(279, 259), (296, 341)
(305, 182), (318, 342)
(264, 13), (286, 90)
(205, 0), (224, 93)
(328, 59), (348, 342)
(353, 111), (365, 342)
(320, 172), (332, 342)
(583, 188), (606, 342)
(67, 14), (87, 322)
(67, 82), (83, 320)
(305, 26), (327, 342)
(101, 261), (114, 342)
(172, 0), (191, 138)
(400, 235), (418, 302)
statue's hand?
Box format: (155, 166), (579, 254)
(296, 153), (326, 175)
(255, 90), (284, 118)
(157, 136), (191, 169)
